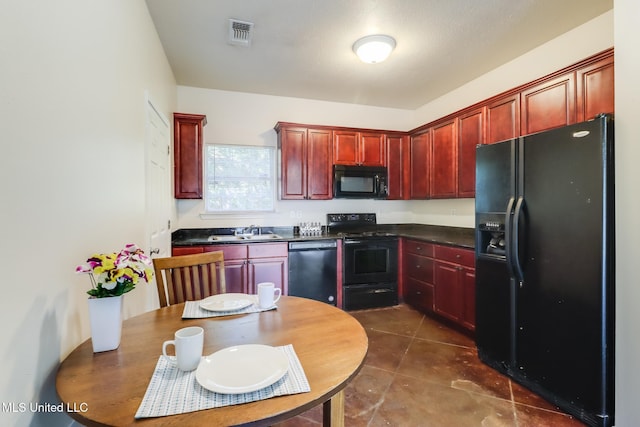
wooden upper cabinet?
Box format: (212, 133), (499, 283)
(277, 125), (332, 200)
(521, 71), (576, 135)
(279, 127), (307, 200)
(430, 119), (457, 199)
(386, 134), (406, 200)
(333, 130), (358, 165)
(458, 107), (485, 198)
(486, 93), (520, 144)
(333, 130), (386, 166)
(173, 113), (206, 199)
(409, 131), (431, 199)
(306, 128), (333, 199)
(359, 132), (386, 166)
(274, 50), (613, 202)
(576, 54), (614, 122)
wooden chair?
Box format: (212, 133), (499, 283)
(153, 251), (227, 307)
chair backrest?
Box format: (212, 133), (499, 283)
(152, 251), (227, 307)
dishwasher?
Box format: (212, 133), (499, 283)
(288, 240), (337, 305)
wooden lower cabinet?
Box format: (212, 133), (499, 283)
(403, 240), (435, 313)
(433, 245), (476, 331)
(247, 243), (289, 295)
(172, 243), (288, 295)
(171, 246), (204, 256)
(461, 267), (476, 331)
(403, 239), (475, 332)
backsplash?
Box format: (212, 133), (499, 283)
(175, 198), (474, 230)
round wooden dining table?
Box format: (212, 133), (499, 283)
(56, 296), (368, 426)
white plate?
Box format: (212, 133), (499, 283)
(196, 344), (289, 394)
(199, 293), (255, 312)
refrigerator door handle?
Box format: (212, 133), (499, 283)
(505, 196), (516, 278)
(512, 196), (525, 281)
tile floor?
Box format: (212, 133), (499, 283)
(275, 303), (585, 427)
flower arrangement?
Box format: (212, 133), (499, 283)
(76, 244), (154, 298)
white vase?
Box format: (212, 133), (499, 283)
(88, 295), (123, 352)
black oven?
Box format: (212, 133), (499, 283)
(333, 165), (388, 199)
(342, 237), (398, 311)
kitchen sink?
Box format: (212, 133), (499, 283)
(243, 234), (282, 240)
(207, 235), (243, 241)
(207, 234), (282, 242)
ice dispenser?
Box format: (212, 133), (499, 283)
(476, 215), (506, 258)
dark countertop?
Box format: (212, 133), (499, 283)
(172, 224), (475, 250)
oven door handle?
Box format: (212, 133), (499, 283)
(371, 288), (394, 294)
(343, 239), (363, 245)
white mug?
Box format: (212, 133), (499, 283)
(162, 326), (204, 371)
(257, 282), (282, 309)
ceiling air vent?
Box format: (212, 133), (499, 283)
(228, 19), (254, 47)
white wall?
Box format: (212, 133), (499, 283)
(613, 1), (639, 426)
(0, 1), (176, 425)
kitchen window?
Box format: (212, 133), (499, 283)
(205, 145), (275, 212)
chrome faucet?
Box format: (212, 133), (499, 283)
(236, 224), (258, 236)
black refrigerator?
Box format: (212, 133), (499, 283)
(474, 114), (615, 427)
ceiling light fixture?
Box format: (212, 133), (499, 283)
(352, 34), (396, 64)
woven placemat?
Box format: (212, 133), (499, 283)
(182, 300), (276, 319)
(135, 344), (310, 419)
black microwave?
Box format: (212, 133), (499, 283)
(333, 165), (388, 199)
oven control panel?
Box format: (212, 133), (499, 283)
(327, 213), (376, 227)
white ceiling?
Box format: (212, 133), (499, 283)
(145, 0), (613, 110)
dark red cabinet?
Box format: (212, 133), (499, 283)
(385, 134), (407, 199)
(276, 125), (333, 200)
(409, 132), (431, 199)
(172, 243), (288, 295)
(333, 130), (386, 166)
(486, 93), (520, 144)
(173, 113), (206, 199)
(403, 239), (475, 332)
(430, 119), (457, 199)
(433, 245), (475, 331)
(457, 108), (484, 198)
(521, 71), (576, 135)
(403, 240), (435, 314)
(576, 54), (614, 122)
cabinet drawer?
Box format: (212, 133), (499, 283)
(404, 239), (434, 257)
(172, 246), (204, 256)
(248, 242), (288, 259)
(434, 245), (475, 268)
(405, 253), (434, 283)
(204, 244), (248, 260)
(404, 278), (434, 313)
